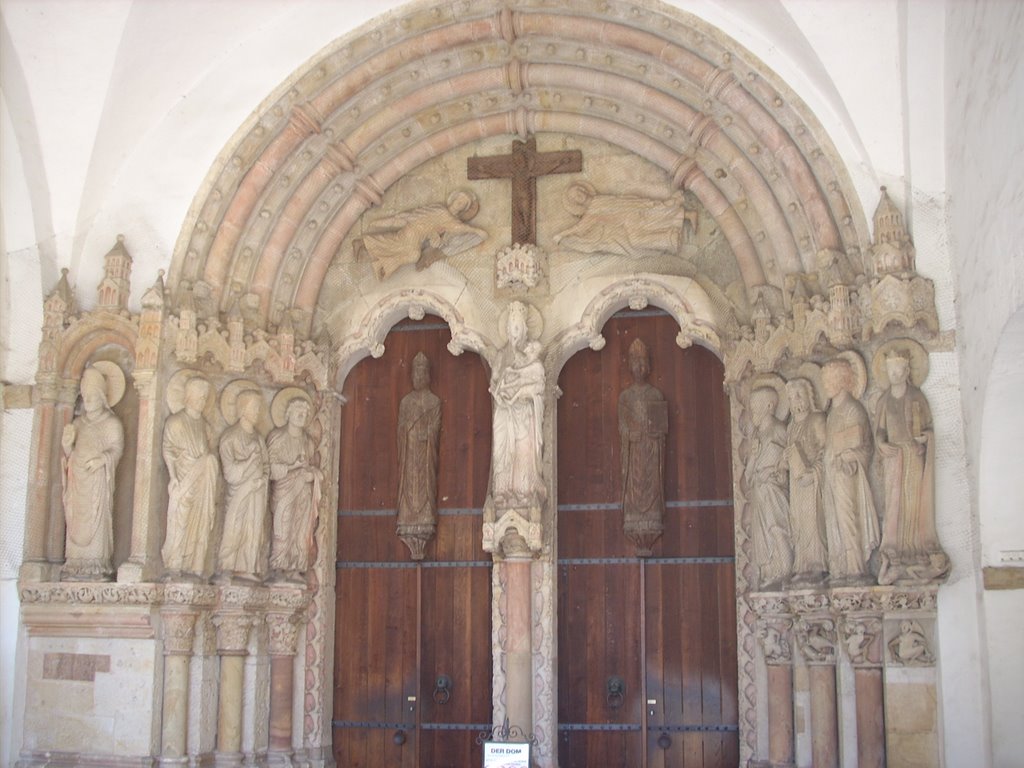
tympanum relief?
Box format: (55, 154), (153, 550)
(396, 352), (442, 560)
(61, 362), (126, 581)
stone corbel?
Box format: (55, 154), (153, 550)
(482, 508), (542, 558)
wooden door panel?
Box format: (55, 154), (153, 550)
(557, 311), (737, 768)
(335, 317), (491, 768)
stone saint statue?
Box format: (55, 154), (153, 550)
(216, 388), (270, 582)
(396, 352), (442, 560)
(61, 362), (125, 581)
(821, 357), (879, 585)
(490, 301), (547, 510)
(268, 390), (323, 581)
(618, 338), (668, 556)
(745, 386), (792, 589)
(874, 348), (948, 585)
(353, 190), (487, 281)
(162, 374), (220, 580)
(553, 181), (695, 258)
(784, 377), (828, 586)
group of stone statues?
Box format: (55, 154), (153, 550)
(746, 342), (948, 590)
(60, 362), (323, 583)
(161, 374), (322, 583)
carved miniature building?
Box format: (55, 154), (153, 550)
(2, 2), (1022, 768)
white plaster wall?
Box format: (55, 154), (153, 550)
(1, 0), (1017, 765)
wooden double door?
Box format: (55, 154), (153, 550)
(333, 312), (738, 768)
(334, 317), (493, 768)
(556, 312), (739, 767)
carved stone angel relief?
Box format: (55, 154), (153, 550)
(353, 190), (486, 281)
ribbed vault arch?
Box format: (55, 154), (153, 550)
(168, 0), (868, 332)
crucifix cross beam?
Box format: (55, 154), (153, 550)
(467, 137), (583, 247)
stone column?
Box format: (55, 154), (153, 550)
(213, 612), (255, 766)
(119, 370), (164, 582)
(266, 611), (302, 762)
(839, 615), (885, 768)
(504, 555), (533, 736)
(160, 610), (198, 765)
(795, 616), (839, 768)
(881, 591), (940, 767)
(757, 616), (795, 767)
(20, 381), (58, 581)
(44, 382), (76, 572)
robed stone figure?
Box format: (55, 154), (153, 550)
(217, 389), (270, 582)
(269, 391), (323, 580)
(874, 348), (948, 584)
(745, 385), (792, 589)
(61, 363), (125, 581)
(821, 357), (878, 585)
(619, 339), (668, 555)
(396, 352), (442, 560)
(784, 377), (828, 586)
(162, 375), (220, 579)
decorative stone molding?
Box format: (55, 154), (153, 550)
(161, 611), (199, 656)
(482, 510), (542, 558)
(333, 289), (489, 389)
(496, 243), (545, 290)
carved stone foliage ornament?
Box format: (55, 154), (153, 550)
(161, 611), (198, 656)
(162, 370), (220, 581)
(267, 612), (303, 656)
(619, 339), (668, 556)
(268, 388), (322, 581)
(216, 382), (271, 583)
(872, 340), (949, 585)
(396, 352), (442, 560)
(353, 189), (486, 281)
(61, 362), (126, 582)
(213, 612), (256, 655)
(887, 620), (934, 666)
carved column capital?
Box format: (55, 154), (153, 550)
(267, 612), (303, 657)
(756, 616), (794, 665)
(161, 610), (198, 656)
(839, 615), (883, 667)
(885, 618), (936, 667)
(794, 616), (837, 665)
(212, 612), (256, 656)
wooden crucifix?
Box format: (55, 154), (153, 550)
(467, 136), (582, 246)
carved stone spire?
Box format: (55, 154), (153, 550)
(869, 187), (916, 276)
(97, 235), (132, 311)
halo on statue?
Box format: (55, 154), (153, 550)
(220, 378), (272, 433)
(836, 350), (868, 399)
(750, 373), (790, 421)
(86, 360), (126, 408)
(446, 189), (480, 221)
(563, 180), (597, 217)
(791, 361), (825, 411)
(165, 369), (218, 421)
(271, 387), (314, 428)
(496, 301), (543, 346)
(872, 338), (929, 388)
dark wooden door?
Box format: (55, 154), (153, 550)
(557, 311), (739, 767)
(334, 317), (493, 768)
